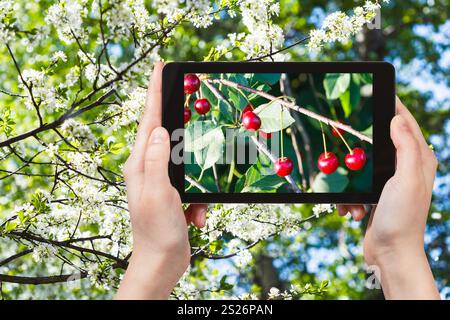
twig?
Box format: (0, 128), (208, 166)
(207, 78), (373, 144)
(280, 74), (313, 187)
(246, 36), (310, 62)
(250, 136), (301, 193)
(184, 175), (212, 193)
(0, 273), (88, 285)
(212, 164), (221, 192)
(7, 231), (128, 268)
(0, 89), (115, 148)
(6, 44), (43, 126)
(0, 249), (32, 267)
(288, 129), (307, 190)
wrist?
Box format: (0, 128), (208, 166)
(372, 240), (425, 270)
(116, 249), (189, 300)
(369, 244), (439, 299)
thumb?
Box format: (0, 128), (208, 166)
(390, 115), (421, 179)
(144, 127), (171, 184)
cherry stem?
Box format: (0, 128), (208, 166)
(237, 88), (251, 105)
(255, 95), (293, 115)
(331, 123), (353, 154)
(184, 94), (191, 108)
(250, 136), (301, 193)
(280, 106), (284, 158)
(319, 121), (328, 158)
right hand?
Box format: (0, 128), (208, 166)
(337, 98), (440, 299)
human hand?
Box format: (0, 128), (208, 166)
(337, 97), (440, 299)
(115, 63), (207, 300)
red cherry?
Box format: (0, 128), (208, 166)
(194, 98), (211, 115)
(345, 148), (367, 170)
(260, 131), (272, 139)
(331, 123), (345, 137)
(184, 74), (200, 94)
(274, 157), (294, 177)
(317, 152), (339, 174)
(184, 107), (191, 123)
(242, 111), (261, 131)
(241, 104), (253, 118)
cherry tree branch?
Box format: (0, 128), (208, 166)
(0, 89), (116, 148)
(185, 175), (212, 193)
(7, 231), (128, 269)
(0, 249), (32, 267)
(206, 78), (373, 144)
(0, 272), (88, 285)
(246, 36), (310, 62)
(195, 210), (333, 260)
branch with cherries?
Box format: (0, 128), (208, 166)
(183, 72), (373, 193)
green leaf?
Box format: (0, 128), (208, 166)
(252, 73), (281, 85)
(5, 221), (18, 233)
(312, 167), (349, 192)
(226, 73), (249, 87)
(339, 80), (361, 118)
(109, 142), (125, 154)
(185, 121), (225, 170)
(253, 102), (295, 133)
(227, 88), (247, 111)
(219, 276), (234, 290)
(242, 175), (286, 193)
(185, 121), (223, 152)
(359, 73), (373, 84)
(248, 83), (271, 102)
(240, 164), (285, 193)
(194, 136), (224, 170)
(361, 125), (373, 139)
(218, 100), (235, 123)
(200, 82), (218, 106)
(200, 82), (234, 122)
(323, 73), (351, 100)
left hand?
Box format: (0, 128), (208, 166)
(115, 62), (207, 300)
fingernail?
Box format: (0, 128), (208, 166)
(150, 127), (167, 144)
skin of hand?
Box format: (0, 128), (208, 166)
(115, 62), (207, 300)
(337, 97), (440, 299)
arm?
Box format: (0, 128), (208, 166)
(338, 98), (440, 299)
(115, 63), (207, 300)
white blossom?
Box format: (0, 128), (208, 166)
(51, 50), (67, 63)
(32, 243), (57, 262)
(312, 204), (335, 218)
(234, 249), (252, 267)
(307, 1), (384, 51)
(61, 119), (97, 150)
(268, 287), (281, 299)
(46, 0), (87, 44)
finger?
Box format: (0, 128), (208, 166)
(396, 97), (438, 188)
(184, 204), (208, 228)
(390, 115), (422, 180)
(144, 127), (171, 186)
(337, 205), (350, 216)
(128, 62), (165, 173)
(189, 204), (208, 228)
(396, 97), (430, 152)
(345, 205), (366, 221)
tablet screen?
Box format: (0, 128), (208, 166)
(183, 72), (373, 194)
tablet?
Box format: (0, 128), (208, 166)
(162, 62), (395, 203)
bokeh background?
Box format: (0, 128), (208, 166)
(0, 0), (448, 299)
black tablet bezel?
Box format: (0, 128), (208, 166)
(162, 62), (395, 204)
